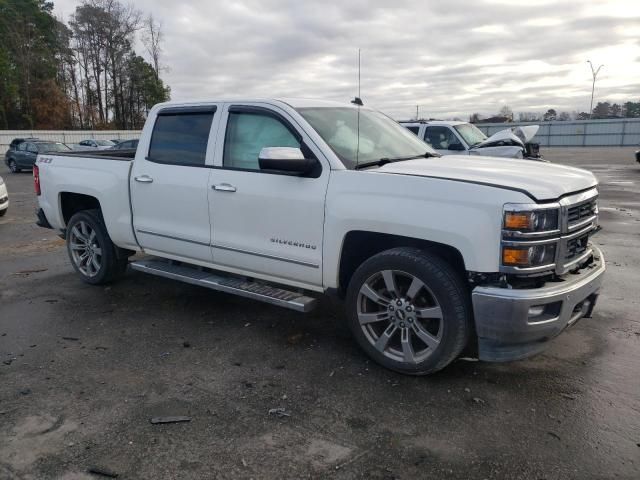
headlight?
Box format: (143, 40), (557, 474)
(501, 203), (561, 274)
(504, 208), (559, 232)
(502, 244), (557, 267)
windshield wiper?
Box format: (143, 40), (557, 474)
(355, 151), (440, 170)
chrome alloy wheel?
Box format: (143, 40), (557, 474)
(356, 270), (444, 364)
(69, 220), (103, 277)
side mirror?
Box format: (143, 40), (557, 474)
(448, 143), (465, 151)
(258, 147), (318, 175)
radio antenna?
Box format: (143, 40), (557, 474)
(358, 48), (361, 98)
(351, 48), (363, 106)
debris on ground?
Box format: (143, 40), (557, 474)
(12, 268), (48, 276)
(286, 332), (304, 345)
(149, 416), (191, 424)
(472, 397), (485, 405)
(547, 431), (561, 441)
(241, 458), (248, 468)
(560, 393), (578, 400)
(87, 466), (119, 478)
(62, 336), (80, 341)
(3, 359), (14, 366)
(268, 407), (290, 418)
(182, 341), (191, 348)
(464, 387), (471, 393)
(19, 388), (31, 395)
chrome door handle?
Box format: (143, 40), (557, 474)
(134, 175), (154, 183)
(212, 183), (237, 192)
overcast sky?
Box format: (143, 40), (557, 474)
(53, 0), (640, 120)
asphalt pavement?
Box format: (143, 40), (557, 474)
(0, 148), (638, 479)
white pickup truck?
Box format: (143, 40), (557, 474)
(34, 98), (604, 375)
(400, 120), (541, 159)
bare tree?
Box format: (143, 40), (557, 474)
(142, 14), (163, 80)
(498, 105), (513, 120)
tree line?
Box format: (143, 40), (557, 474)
(470, 100), (640, 124)
(0, 0), (170, 130)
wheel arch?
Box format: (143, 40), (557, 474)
(337, 231), (467, 297)
(59, 192), (102, 227)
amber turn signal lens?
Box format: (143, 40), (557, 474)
(504, 212), (531, 230)
(502, 247), (530, 266)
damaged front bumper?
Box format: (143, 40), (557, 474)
(471, 246), (605, 362)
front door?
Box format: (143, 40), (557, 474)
(423, 126), (467, 156)
(208, 104), (329, 289)
(130, 105), (220, 263)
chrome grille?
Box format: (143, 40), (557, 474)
(558, 191), (598, 273)
(565, 233), (590, 260)
(567, 199), (597, 226)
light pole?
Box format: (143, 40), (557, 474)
(587, 60), (604, 119)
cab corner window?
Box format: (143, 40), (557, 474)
(223, 111), (300, 171)
(148, 112), (214, 166)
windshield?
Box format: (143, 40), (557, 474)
(453, 123), (487, 147)
(36, 142), (71, 152)
(96, 140), (115, 146)
(297, 107), (435, 169)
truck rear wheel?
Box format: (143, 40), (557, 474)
(345, 247), (472, 375)
(66, 209), (128, 285)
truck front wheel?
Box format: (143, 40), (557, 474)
(66, 209), (128, 285)
(345, 247), (472, 375)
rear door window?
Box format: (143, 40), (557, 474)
(148, 110), (215, 166)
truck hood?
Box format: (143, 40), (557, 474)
(375, 156), (597, 201)
(474, 125), (539, 149)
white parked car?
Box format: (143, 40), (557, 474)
(0, 175), (8, 217)
(34, 98), (603, 375)
(77, 139), (116, 150)
(401, 120), (541, 160)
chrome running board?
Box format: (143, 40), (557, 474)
(130, 258), (317, 313)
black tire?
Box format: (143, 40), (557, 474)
(66, 209), (128, 285)
(345, 247), (472, 375)
(9, 160), (20, 173)
(0, 208), (6, 217)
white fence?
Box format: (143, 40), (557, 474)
(0, 130), (141, 150)
(475, 118), (640, 147)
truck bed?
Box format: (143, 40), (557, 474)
(51, 148), (137, 161)
(37, 150), (138, 250)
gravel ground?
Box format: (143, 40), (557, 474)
(0, 147), (638, 479)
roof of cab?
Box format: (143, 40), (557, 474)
(400, 120), (468, 126)
(153, 98), (360, 110)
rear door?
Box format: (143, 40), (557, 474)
(22, 142), (38, 168)
(13, 142), (28, 167)
(208, 104), (329, 288)
(130, 105), (221, 263)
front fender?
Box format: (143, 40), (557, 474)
(322, 170), (531, 289)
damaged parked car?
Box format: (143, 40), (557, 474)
(401, 120), (542, 160)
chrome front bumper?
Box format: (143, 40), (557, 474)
(472, 246), (605, 362)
